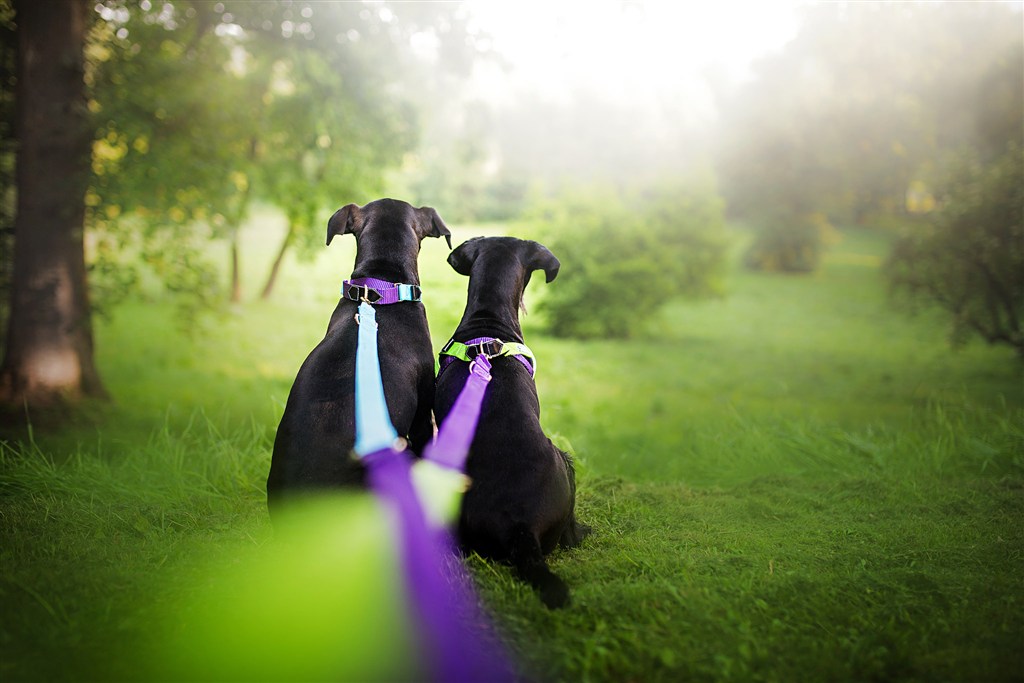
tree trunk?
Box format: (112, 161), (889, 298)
(0, 0), (106, 406)
(227, 135), (259, 304)
(260, 221), (296, 300)
(229, 229), (242, 303)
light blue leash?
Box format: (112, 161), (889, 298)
(353, 301), (400, 456)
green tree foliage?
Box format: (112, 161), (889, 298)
(225, 5), (418, 297)
(536, 176), (729, 339)
(403, 100), (510, 223)
(87, 2), (238, 317)
(86, 1), (400, 307)
(85, 1), (474, 307)
(886, 145), (1024, 357)
(716, 3), (1022, 273)
(214, 1), (482, 297)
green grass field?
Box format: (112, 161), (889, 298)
(1, 214), (1022, 682)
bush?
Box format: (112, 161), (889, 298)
(535, 176), (729, 339)
(744, 211), (837, 273)
(885, 144), (1024, 357)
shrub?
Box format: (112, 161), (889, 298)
(744, 211), (837, 273)
(535, 176), (729, 339)
(885, 144), (1024, 357)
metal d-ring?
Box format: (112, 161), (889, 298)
(472, 339), (504, 359)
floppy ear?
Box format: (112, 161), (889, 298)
(447, 237), (483, 277)
(326, 204), (361, 246)
(415, 206), (452, 249)
(525, 241), (560, 283)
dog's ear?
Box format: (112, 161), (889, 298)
(524, 241), (560, 283)
(447, 237), (483, 276)
(415, 206), (452, 250)
(326, 204), (361, 246)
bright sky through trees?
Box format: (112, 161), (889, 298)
(464, 0), (800, 113)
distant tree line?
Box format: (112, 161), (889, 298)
(709, 3), (1022, 355)
(492, 4), (1023, 351)
(714, 2), (1021, 270)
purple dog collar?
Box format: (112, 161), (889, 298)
(342, 277), (421, 305)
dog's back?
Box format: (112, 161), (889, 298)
(267, 199), (449, 515)
(440, 357), (581, 606)
(267, 301), (434, 502)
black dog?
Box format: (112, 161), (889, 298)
(435, 237), (588, 608)
(266, 199), (450, 516)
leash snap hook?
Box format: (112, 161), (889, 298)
(469, 354), (492, 381)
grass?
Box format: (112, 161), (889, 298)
(1, 212), (1022, 682)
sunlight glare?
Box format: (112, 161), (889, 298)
(466, 0), (800, 112)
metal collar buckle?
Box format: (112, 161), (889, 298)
(347, 284), (381, 304)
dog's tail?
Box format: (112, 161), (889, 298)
(555, 447), (591, 550)
(509, 523), (570, 609)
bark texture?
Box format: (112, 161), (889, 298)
(0, 0), (106, 406)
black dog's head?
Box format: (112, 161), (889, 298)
(449, 236), (560, 287)
(449, 238), (559, 319)
(326, 199), (450, 282)
(327, 198), (451, 251)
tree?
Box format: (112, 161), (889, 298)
(87, 1), (473, 303)
(87, 1), (239, 316)
(886, 144), (1024, 357)
(0, 0), (106, 406)
(714, 2), (1022, 272)
(1, 0), (15, 339)
(191, 1), (479, 300)
(250, 42), (414, 299)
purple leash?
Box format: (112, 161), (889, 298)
(428, 335), (535, 472)
(423, 354), (492, 470)
(351, 294), (515, 683)
(363, 447), (512, 683)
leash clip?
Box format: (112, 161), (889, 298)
(469, 354), (492, 382)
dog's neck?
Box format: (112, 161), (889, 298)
(350, 255), (420, 285)
(453, 267), (526, 343)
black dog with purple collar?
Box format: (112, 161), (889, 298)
(266, 199), (450, 515)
